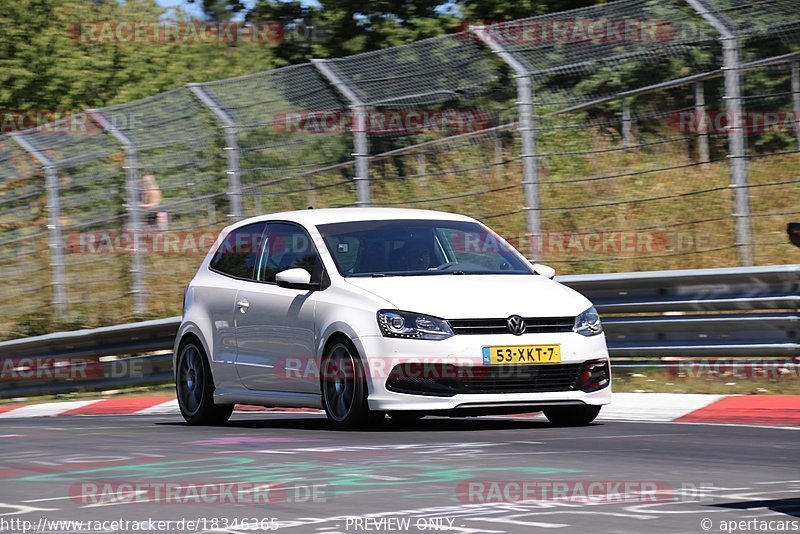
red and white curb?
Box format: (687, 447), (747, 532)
(0, 396), (321, 418)
(0, 393), (798, 427)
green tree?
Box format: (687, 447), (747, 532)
(0, 0), (281, 114)
(458, 0), (601, 21)
(186, 0), (247, 21)
(248, 0), (461, 60)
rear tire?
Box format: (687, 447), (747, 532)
(321, 338), (384, 431)
(176, 339), (233, 426)
(543, 405), (601, 426)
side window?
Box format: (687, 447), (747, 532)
(255, 223), (323, 283)
(209, 222), (266, 280)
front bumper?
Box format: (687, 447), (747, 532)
(354, 332), (612, 412)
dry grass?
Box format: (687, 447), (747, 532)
(613, 365), (800, 395)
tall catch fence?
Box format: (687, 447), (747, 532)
(1, 0), (798, 337)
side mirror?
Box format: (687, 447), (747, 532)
(532, 263), (556, 279)
(788, 223), (800, 248)
(276, 268), (319, 291)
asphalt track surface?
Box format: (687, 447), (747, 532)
(0, 413), (798, 534)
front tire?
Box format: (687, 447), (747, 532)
(176, 339), (233, 426)
(321, 338), (383, 431)
(543, 405), (601, 426)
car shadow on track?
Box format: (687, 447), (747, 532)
(156, 415), (603, 432)
(712, 498), (800, 518)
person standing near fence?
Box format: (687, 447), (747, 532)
(139, 174), (167, 230)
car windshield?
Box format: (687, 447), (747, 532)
(317, 219), (533, 277)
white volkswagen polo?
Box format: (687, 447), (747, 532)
(175, 208), (611, 430)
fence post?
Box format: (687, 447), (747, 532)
(685, 0), (753, 266)
(621, 98), (633, 148)
(187, 84), (244, 220)
(88, 110), (147, 315)
(10, 134), (67, 320)
(305, 172), (316, 208)
(311, 59), (371, 207)
(470, 25), (541, 243)
(694, 81), (711, 163)
(721, 36), (753, 266)
(494, 135), (504, 181)
(207, 199), (216, 225)
(792, 61), (800, 153)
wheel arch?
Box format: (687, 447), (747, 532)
(317, 331), (380, 398)
(318, 331), (356, 388)
(174, 322), (211, 374)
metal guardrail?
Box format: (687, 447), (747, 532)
(0, 317), (180, 360)
(0, 354), (174, 398)
(560, 264), (800, 357)
(560, 264), (800, 313)
(0, 265), (797, 397)
(0, 317), (178, 398)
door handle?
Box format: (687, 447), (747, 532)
(237, 299), (250, 313)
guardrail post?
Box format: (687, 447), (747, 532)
(694, 81), (711, 163)
(311, 59), (371, 207)
(88, 110), (146, 316)
(187, 84), (244, 220)
(792, 61), (800, 153)
(470, 25), (541, 244)
(685, 0), (753, 266)
(10, 135), (67, 320)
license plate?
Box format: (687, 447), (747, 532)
(482, 345), (561, 365)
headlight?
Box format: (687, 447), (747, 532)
(574, 306), (603, 336)
(377, 310), (454, 340)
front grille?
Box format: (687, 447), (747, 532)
(448, 317), (575, 335)
(386, 363), (582, 397)
(459, 364), (583, 393)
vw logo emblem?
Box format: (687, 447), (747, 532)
(507, 315), (526, 336)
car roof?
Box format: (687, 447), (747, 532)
(226, 207), (478, 231)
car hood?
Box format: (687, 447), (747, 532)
(344, 274), (591, 319)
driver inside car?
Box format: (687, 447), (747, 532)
(397, 239), (432, 271)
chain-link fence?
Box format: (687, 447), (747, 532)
(1, 0), (799, 337)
